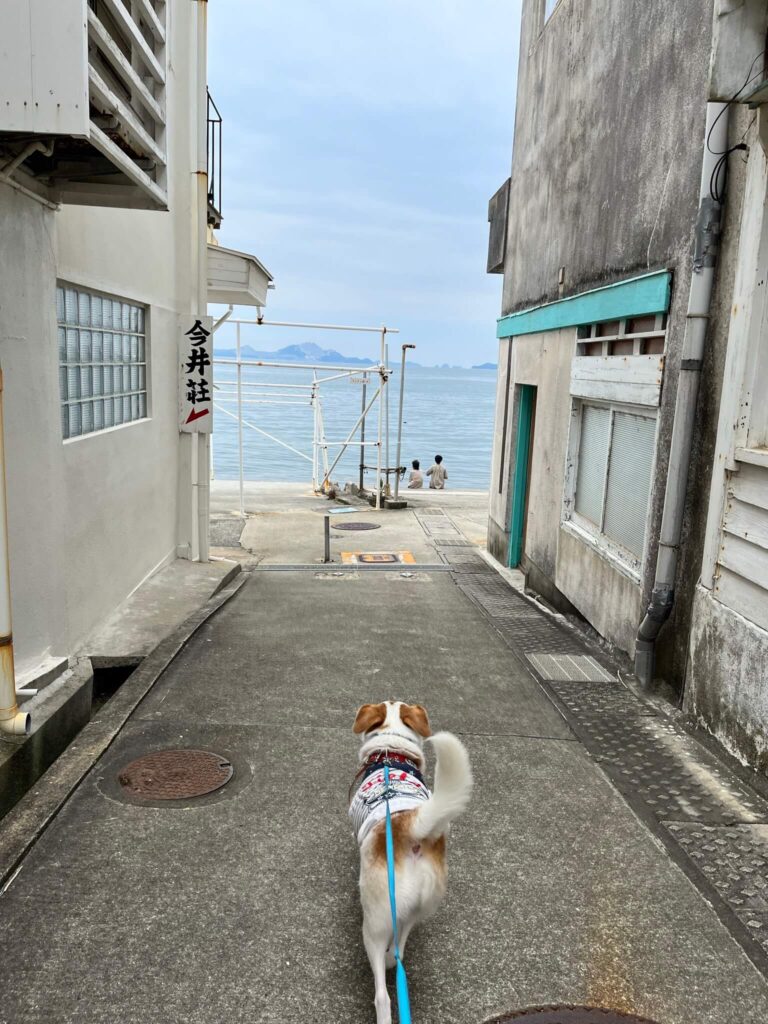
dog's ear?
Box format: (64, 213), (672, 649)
(400, 703), (432, 738)
(353, 702), (387, 734)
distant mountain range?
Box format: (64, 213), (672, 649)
(212, 341), (498, 370)
(213, 341), (375, 366)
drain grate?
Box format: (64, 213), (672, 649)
(118, 749), (233, 800)
(331, 521), (381, 531)
(485, 1008), (660, 1023)
(665, 822), (768, 956)
(416, 509), (445, 516)
(527, 653), (613, 682)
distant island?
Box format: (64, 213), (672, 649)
(213, 341), (374, 366)
(213, 341), (497, 370)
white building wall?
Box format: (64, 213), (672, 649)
(0, 2), (203, 678)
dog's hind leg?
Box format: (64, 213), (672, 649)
(397, 919), (414, 963)
(363, 926), (391, 1024)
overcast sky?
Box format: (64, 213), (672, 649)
(207, 2), (521, 366)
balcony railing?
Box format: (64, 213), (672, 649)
(207, 90), (223, 228)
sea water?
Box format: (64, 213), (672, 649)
(211, 363), (496, 490)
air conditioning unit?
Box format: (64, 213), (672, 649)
(0, 0), (167, 210)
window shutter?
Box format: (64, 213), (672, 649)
(575, 405), (610, 525)
(603, 412), (656, 556)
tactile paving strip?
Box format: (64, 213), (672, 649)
(442, 525), (768, 973)
(664, 823), (768, 957)
(527, 653), (613, 682)
(553, 706), (768, 825)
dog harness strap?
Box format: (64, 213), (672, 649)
(384, 766), (413, 1024)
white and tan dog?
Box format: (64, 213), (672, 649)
(349, 701), (472, 1024)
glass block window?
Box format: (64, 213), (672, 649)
(57, 285), (148, 440)
(571, 401), (657, 566)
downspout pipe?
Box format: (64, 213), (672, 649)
(0, 369), (30, 736)
(634, 102), (729, 687)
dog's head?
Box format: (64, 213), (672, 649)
(353, 701), (432, 764)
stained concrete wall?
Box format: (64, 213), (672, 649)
(489, 0), (736, 674)
(688, 584), (768, 775)
(503, 0), (712, 316)
(0, 3), (200, 679)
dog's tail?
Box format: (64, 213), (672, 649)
(412, 732), (472, 841)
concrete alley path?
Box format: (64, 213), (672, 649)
(2, 525), (768, 1021)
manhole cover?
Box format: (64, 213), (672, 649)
(332, 521), (381, 531)
(485, 1009), (659, 1024)
(117, 749), (233, 800)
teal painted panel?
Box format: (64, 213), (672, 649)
(508, 385), (535, 568)
(497, 271), (671, 339)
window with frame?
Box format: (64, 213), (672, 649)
(564, 314), (666, 572)
(571, 401), (657, 566)
(57, 285), (148, 440)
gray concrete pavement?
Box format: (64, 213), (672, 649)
(2, 561), (768, 1023)
(210, 479), (490, 565)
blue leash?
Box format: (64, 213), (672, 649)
(384, 765), (413, 1024)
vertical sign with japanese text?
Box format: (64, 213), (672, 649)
(179, 316), (213, 432)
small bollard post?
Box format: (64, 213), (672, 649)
(323, 515), (331, 563)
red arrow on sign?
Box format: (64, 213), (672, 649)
(185, 407), (210, 424)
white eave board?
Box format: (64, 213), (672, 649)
(207, 244), (274, 307)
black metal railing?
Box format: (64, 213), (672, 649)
(207, 89), (222, 228)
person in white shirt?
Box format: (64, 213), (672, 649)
(427, 454), (448, 489)
(407, 459), (424, 489)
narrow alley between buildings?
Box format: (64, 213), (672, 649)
(1, 495), (767, 1024)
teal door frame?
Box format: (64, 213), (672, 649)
(508, 385), (536, 568)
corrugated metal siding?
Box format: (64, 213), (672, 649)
(716, 461), (768, 629)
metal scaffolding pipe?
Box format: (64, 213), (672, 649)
(226, 318), (400, 334)
(394, 344), (416, 500)
(359, 377), (367, 491)
(214, 404), (312, 463)
(214, 358), (383, 373)
(323, 384), (383, 486)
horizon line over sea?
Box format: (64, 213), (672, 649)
(211, 364), (497, 490)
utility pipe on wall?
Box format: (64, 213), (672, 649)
(0, 369), (30, 736)
(191, 0), (210, 562)
(634, 102), (729, 687)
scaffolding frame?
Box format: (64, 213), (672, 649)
(211, 315), (401, 517)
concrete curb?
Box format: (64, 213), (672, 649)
(0, 570), (247, 889)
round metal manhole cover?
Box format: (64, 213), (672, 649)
(117, 749), (233, 800)
(331, 521), (382, 531)
(485, 1009), (660, 1024)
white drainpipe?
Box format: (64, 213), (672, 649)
(634, 102), (729, 686)
(0, 368), (30, 735)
